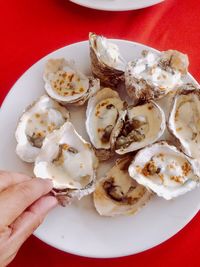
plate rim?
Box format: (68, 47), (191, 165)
(69, 0), (164, 12)
(1, 39), (199, 258)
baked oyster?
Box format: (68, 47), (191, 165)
(86, 87), (125, 160)
(128, 141), (200, 200)
(89, 32), (126, 87)
(111, 101), (165, 154)
(94, 156), (151, 216)
(44, 58), (100, 105)
(168, 83), (200, 159)
(34, 122), (98, 206)
(125, 50), (189, 102)
(15, 95), (69, 163)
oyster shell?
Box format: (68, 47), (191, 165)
(94, 156), (151, 216)
(111, 101), (165, 154)
(89, 32), (126, 87)
(86, 87), (125, 161)
(168, 83), (200, 159)
(15, 95), (69, 163)
(34, 122), (98, 206)
(128, 141), (200, 200)
(125, 50), (189, 102)
(44, 58), (100, 105)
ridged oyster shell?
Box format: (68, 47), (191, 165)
(89, 32), (126, 87)
(125, 50), (189, 102)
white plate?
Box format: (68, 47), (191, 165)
(0, 40), (199, 258)
(70, 0), (164, 11)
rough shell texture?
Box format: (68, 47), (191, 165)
(93, 156), (152, 216)
(125, 50), (189, 103)
(128, 141), (200, 200)
(52, 180), (95, 206)
(89, 32), (125, 88)
(168, 83), (200, 159)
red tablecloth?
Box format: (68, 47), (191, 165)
(0, 0), (199, 266)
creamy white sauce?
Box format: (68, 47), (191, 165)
(47, 150), (93, 189)
(131, 51), (182, 92)
(128, 143), (198, 200)
(116, 102), (165, 153)
(170, 94), (200, 158)
(25, 109), (65, 139)
(149, 154), (190, 187)
(95, 36), (125, 71)
(34, 122), (95, 190)
(92, 97), (123, 149)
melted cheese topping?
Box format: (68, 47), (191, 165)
(130, 51), (182, 92)
(94, 36), (125, 70)
(26, 109), (65, 144)
(129, 143), (198, 200)
(47, 149), (93, 189)
(141, 153), (191, 187)
(50, 68), (88, 97)
(34, 122), (95, 190)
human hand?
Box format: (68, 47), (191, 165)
(0, 171), (57, 267)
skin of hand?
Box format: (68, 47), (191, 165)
(0, 171), (58, 267)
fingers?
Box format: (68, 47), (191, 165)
(0, 171), (32, 193)
(0, 178), (53, 228)
(8, 196), (58, 254)
(3, 251), (18, 267)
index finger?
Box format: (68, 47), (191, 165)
(0, 178), (53, 228)
(0, 171), (32, 193)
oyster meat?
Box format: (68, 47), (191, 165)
(44, 58), (100, 105)
(128, 141), (200, 200)
(94, 156), (151, 216)
(34, 122), (98, 205)
(125, 50), (189, 102)
(15, 95), (69, 163)
(111, 101), (165, 154)
(86, 87), (125, 160)
(168, 83), (200, 159)
(89, 32), (126, 87)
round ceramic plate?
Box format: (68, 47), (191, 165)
(70, 0), (164, 11)
(0, 40), (199, 258)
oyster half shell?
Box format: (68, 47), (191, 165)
(44, 58), (100, 105)
(168, 83), (200, 159)
(94, 156), (151, 216)
(86, 87), (125, 161)
(125, 50), (189, 102)
(89, 32), (126, 87)
(34, 122), (98, 206)
(128, 141), (200, 200)
(111, 101), (166, 154)
(15, 95), (69, 163)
